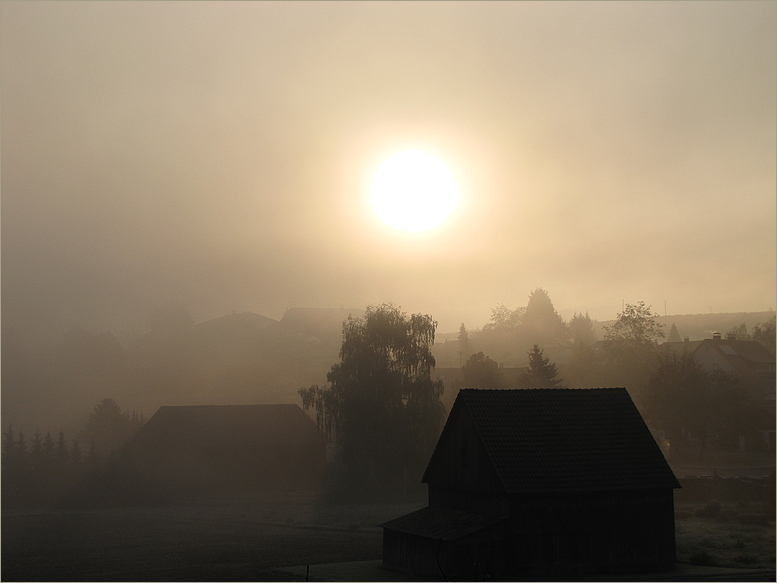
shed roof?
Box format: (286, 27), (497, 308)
(381, 504), (508, 540)
(423, 388), (680, 494)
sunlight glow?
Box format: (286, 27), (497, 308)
(369, 150), (460, 232)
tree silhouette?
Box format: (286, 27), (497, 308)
(726, 323), (750, 341)
(458, 323), (471, 365)
(667, 322), (681, 343)
(462, 352), (506, 388)
(299, 304), (445, 498)
(603, 301), (664, 353)
(70, 440), (83, 469)
(522, 289), (568, 349)
(568, 311), (596, 347)
(2, 426), (15, 469)
(81, 398), (145, 459)
(602, 302), (664, 403)
(519, 345), (562, 388)
(42, 431), (55, 461)
(645, 353), (748, 458)
(753, 315), (776, 356)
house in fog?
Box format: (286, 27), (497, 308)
(130, 404), (325, 495)
(662, 333), (775, 399)
(662, 333), (776, 451)
(381, 388), (680, 580)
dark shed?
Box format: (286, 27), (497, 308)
(130, 404), (325, 495)
(382, 388), (680, 579)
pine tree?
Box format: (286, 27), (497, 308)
(519, 344), (562, 388)
(2, 425), (15, 470)
(15, 430), (28, 470)
(54, 430), (69, 472)
(667, 323), (681, 343)
(70, 439), (83, 467)
(458, 323), (471, 365)
(521, 289), (568, 350)
(1, 426), (16, 503)
(29, 430), (43, 465)
(42, 431), (55, 463)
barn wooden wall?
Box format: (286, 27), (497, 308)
(507, 489), (675, 575)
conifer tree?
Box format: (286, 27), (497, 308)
(70, 439), (83, 467)
(42, 431), (55, 463)
(522, 289), (568, 350)
(2, 425), (15, 470)
(667, 322), (681, 343)
(15, 430), (28, 469)
(29, 430), (43, 465)
(1, 426), (16, 503)
(54, 430), (69, 471)
(519, 344), (563, 388)
(458, 323), (471, 365)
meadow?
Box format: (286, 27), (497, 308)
(2, 492), (774, 581)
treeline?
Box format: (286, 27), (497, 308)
(455, 292), (775, 457)
(2, 399), (153, 508)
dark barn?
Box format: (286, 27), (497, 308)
(130, 404), (325, 496)
(382, 388), (680, 580)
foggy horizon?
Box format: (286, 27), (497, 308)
(3, 2), (775, 344)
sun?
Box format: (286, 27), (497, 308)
(369, 150), (460, 232)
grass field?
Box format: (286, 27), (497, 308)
(2, 496), (773, 581)
(675, 503), (775, 570)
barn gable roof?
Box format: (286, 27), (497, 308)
(134, 404), (323, 446)
(423, 388), (679, 494)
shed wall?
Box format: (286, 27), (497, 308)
(507, 489), (676, 576)
(383, 523), (508, 580)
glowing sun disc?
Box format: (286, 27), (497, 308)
(370, 150), (460, 232)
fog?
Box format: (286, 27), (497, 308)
(3, 1), (774, 348)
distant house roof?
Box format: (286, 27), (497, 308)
(280, 307), (365, 340)
(134, 404), (323, 446)
(131, 404), (325, 493)
(423, 388), (680, 495)
(661, 338), (775, 377)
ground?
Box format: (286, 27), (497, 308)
(1, 494), (418, 582)
(2, 493), (774, 581)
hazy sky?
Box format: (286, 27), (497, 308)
(3, 1), (775, 340)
